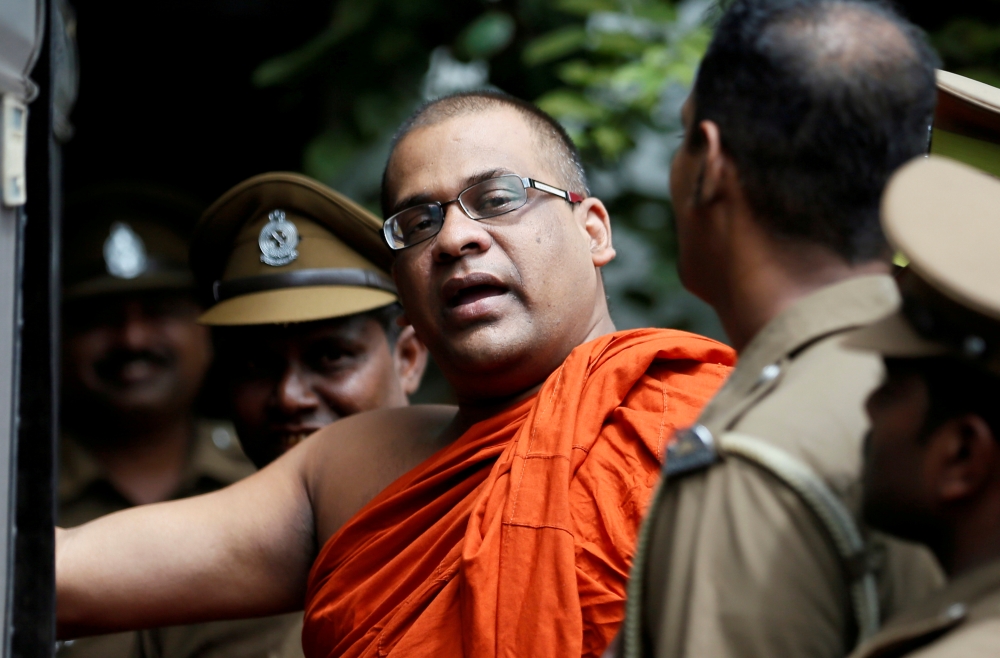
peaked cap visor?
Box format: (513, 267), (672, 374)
(933, 70), (1000, 177)
(198, 286), (398, 326)
(64, 271), (195, 301)
(843, 310), (950, 358)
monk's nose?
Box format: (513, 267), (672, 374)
(432, 204), (492, 263)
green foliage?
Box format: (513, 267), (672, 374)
(253, 0), (724, 339)
(250, 3), (1000, 348)
(253, 0), (380, 87)
(519, 0), (719, 335)
(456, 11), (518, 59)
(932, 18), (1000, 87)
(522, 26), (588, 66)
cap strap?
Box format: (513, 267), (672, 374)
(213, 268), (396, 302)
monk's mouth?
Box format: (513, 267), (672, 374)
(447, 284), (508, 308)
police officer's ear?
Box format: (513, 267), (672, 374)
(692, 119), (727, 208)
(929, 413), (999, 503)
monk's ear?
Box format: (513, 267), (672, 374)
(577, 197), (615, 268)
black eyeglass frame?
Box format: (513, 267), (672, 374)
(381, 174), (585, 251)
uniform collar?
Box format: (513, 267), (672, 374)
(60, 420), (249, 505)
(852, 558), (1000, 657)
(739, 274), (900, 381)
(700, 274), (899, 427)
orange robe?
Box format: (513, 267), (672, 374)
(303, 328), (734, 658)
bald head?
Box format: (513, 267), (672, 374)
(690, 0), (939, 262)
(381, 91), (588, 218)
(769, 1), (923, 85)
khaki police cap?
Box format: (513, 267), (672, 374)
(63, 186), (198, 301)
(192, 172), (397, 326)
(847, 156), (1000, 374)
(932, 70), (1000, 177)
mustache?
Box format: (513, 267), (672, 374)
(94, 347), (174, 376)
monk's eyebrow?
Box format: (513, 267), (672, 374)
(464, 168), (511, 187)
(390, 168), (514, 215)
(391, 192), (435, 215)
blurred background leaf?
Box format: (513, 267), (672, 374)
(457, 11), (518, 59)
(254, 0), (725, 341)
(933, 17), (1000, 87)
(64, 0), (1000, 403)
(246, 0), (1000, 347)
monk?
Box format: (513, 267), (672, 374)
(56, 92), (735, 658)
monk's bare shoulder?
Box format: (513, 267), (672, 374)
(300, 405), (459, 545)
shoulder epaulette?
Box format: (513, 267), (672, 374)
(665, 424), (719, 477)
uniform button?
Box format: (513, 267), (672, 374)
(943, 602), (966, 621)
(756, 363), (781, 387)
(212, 427), (232, 450)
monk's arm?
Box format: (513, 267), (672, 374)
(56, 443), (315, 639)
(56, 405), (460, 640)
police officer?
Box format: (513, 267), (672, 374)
(128, 174), (429, 658)
(844, 156), (1000, 657)
(190, 172), (429, 469)
(836, 63), (1000, 658)
(59, 187), (300, 658)
(615, 2), (947, 657)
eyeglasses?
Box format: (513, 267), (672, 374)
(382, 174), (585, 250)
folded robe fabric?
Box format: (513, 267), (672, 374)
(303, 328), (735, 658)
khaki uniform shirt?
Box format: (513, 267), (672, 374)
(638, 276), (945, 658)
(58, 421), (305, 658)
(846, 559), (1000, 658)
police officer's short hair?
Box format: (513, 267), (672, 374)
(889, 357), (1000, 442)
(691, 0), (940, 262)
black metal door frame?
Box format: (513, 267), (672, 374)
(3, 1), (59, 655)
